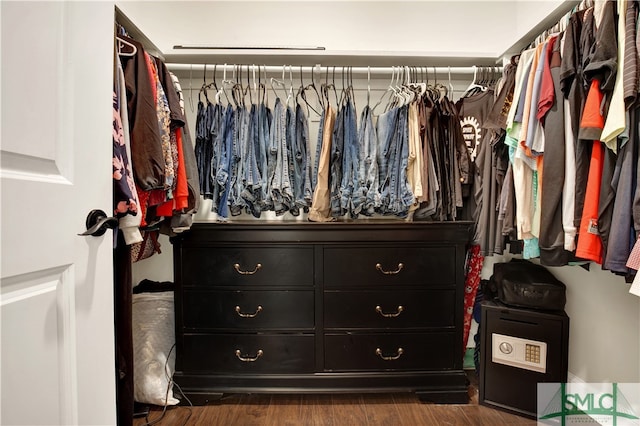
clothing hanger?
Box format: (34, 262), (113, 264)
(448, 66), (455, 100)
(252, 64), (258, 105)
(342, 66), (353, 107)
(339, 66), (346, 106)
(188, 64), (195, 112)
(343, 66), (354, 107)
(116, 36), (137, 56)
(209, 64), (222, 104)
(199, 63), (210, 104)
(394, 66), (406, 106)
(320, 66), (330, 109)
(287, 65), (294, 106)
(308, 65), (323, 111)
(412, 66), (426, 97)
(297, 68), (321, 116)
(372, 67), (392, 113)
(244, 65), (252, 106)
(269, 65), (288, 102)
(296, 66), (309, 115)
(462, 65), (487, 98)
(204, 64), (220, 104)
(366, 66), (371, 108)
(216, 64), (233, 105)
(431, 66), (448, 102)
(390, 66), (404, 108)
(244, 65), (252, 105)
(319, 66), (337, 110)
(404, 66), (416, 104)
(395, 66), (409, 107)
(214, 64), (231, 104)
(375, 66), (395, 111)
(423, 67), (437, 103)
(211, 64), (221, 104)
(331, 66), (339, 107)
(493, 66), (500, 86)
(348, 66), (356, 109)
(257, 64), (264, 105)
(319, 66), (339, 109)
(262, 65), (269, 106)
(314, 66), (324, 110)
(231, 65), (244, 108)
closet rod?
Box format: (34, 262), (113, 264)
(165, 63), (496, 76)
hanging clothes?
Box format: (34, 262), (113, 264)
(359, 104), (380, 215)
(457, 89), (496, 254)
(462, 245), (484, 358)
(194, 98), (213, 199)
(230, 99), (249, 216)
(119, 35), (166, 193)
(407, 101), (424, 218)
(216, 104), (235, 219)
(330, 101), (346, 218)
(308, 105), (337, 222)
(339, 95), (363, 218)
(539, 36), (572, 266)
(293, 103), (313, 213)
(269, 97), (293, 215)
(561, 7), (596, 238)
(114, 57), (143, 246)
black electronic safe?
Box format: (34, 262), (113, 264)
(479, 301), (569, 418)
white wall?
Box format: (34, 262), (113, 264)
(549, 264), (640, 383)
(504, 0), (578, 56)
(118, 1), (576, 66)
(117, 1), (517, 65)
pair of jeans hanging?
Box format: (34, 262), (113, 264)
(359, 105), (380, 216)
(215, 104), (235, 218)
(340, 97), (363, 218)
(269, 98), (293, 215)
(293, 104), (313, 211)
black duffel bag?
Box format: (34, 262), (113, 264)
(492, 259), (566, 311)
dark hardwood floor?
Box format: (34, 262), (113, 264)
(132, 372), (536, 425)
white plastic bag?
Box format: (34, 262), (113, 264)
(132, 292), (179, 406)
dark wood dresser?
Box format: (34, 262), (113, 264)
(172, 221), (472, 404)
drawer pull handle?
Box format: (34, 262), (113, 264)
(235, 305), (263, 318)
(234, 263), (262, 275)
(235, 349), (264, 362)
(375, 347), (404, 361)
(375, 263), (404, 275)
(375, 305), (404, 318)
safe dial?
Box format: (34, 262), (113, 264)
(499, 341), (513, 354)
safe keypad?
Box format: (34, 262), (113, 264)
(525, 344), (541, 364)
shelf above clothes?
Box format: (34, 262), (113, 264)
(165, 63), (500, 79)
(162, 49), (502, 68)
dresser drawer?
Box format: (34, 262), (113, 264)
(323, 246), (456, 287)
(324, 290), (455, 329)
(324, 332), (456, 371)
(180, 246), (313, 287)
(181, 334), (315, 373)
(183, 290), (314, 330)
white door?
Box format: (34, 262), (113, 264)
(1, 2), (116, 425)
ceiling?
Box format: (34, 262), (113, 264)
(115, 1), (577, 67)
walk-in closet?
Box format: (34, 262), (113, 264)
(1, 1), (639, 425)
